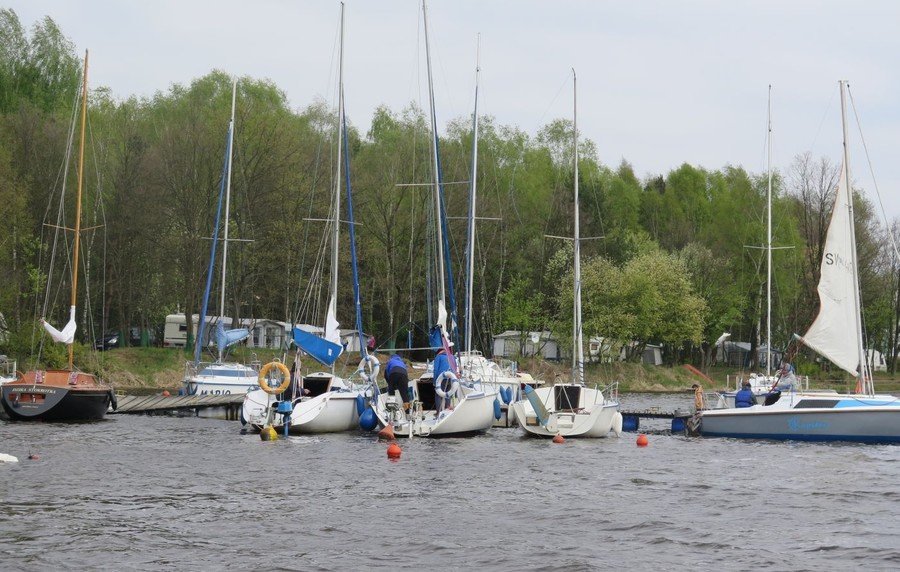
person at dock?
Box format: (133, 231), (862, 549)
(735, 381), (755, 408)
(384, 354), (410, 411)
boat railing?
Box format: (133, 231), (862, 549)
(596, 381), (619, 403)
(726, 373), (809, 392)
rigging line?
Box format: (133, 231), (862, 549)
(536, 72), (573, 131)
(808, 86), (837, 156)
(847, 85), (900, 263)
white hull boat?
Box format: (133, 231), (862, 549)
(512, 384), (622, 438)
(458, 351), (541, 427)
(700, 391), (900, 443)
(242, 372), (362, 434)
(375, 373), (497, 437)
(699, 82), (900, 444)
(183, 361), (259, 396)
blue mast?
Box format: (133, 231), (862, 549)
(341, 107), (366, 359)
(193, 120), (232, 364)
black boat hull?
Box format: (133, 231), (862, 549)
(1, 385), (112, 421)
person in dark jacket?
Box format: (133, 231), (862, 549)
(384, 354), (409, 411)
(735, 381), (756, 408)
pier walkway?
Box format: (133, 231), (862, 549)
(110, 393), (244, 421)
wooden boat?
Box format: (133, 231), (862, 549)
(1, 51), (115, 421)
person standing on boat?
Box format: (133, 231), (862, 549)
(433, 346), (452, 413)
(384, 354), (410, 411)
(735, 381), (756, 408)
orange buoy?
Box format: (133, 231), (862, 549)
(636, 434), (649, 447)
(552, 433), (565, 444)
(162, 389), (171, 397)
(387, 442), (402, 459)
(377, 424), (396, 441)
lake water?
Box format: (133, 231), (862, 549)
(1, 393), (898, 571)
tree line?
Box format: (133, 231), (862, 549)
(1, 10), (897, 375)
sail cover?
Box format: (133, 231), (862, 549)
(42, 305), (77, 344)
(215, 320), (250, 350)
(293, 326), (343, 367)
(797, 164), (860, 376)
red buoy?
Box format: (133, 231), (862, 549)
(552, 433), (565, 444)
(162, 389), (171, 397)
(636, 434), (649, 447)
(377, 424), (396, 441)
(387, 442), (402, 459)
(28, 454), (40, 460)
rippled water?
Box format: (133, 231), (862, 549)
(1, 393), (898, 571)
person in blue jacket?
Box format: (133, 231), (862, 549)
(384, 354), (410, 411)
(432, 346), (452, 413)
(735, 381), (756, 408)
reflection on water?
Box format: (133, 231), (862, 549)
(1, 393), (897, 570)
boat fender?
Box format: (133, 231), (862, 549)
(357, 354), (380, 384)
(504, 386), (514, 404)
(258, 361), (291, 395)
(493, 397), (502, 420)
(355, 394), (366, 416)
(434, 371), (459, 399)
(612, 411), (623, 437)
(108, 389), (118, 411)
(359, 408), (377, 431)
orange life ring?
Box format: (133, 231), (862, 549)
(258, 361), (291, 395)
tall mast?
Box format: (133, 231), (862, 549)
(766, 85), (772, 378)
(217, 79), (237, 361)
(572, 69), (583, 385)
(839, 80), (870, 394)
(422, 0), (447, 331)
(68, 50), (89, 370)
(464, 35), (480, 354)
(330, 3), (345, 315)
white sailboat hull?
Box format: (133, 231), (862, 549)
(241, 374), (362, 434)
(511, 385), (621, 438)
(183, 362), (259, 396)
(375, 385), (497, 437)
(699, 392), (900, 443)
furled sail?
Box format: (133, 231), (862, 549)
(796, 164), (860, 376)
(215, 320), (249, 350)
(324, 296), (341, 346)
(42, 305), (77, 344)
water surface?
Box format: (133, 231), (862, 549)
(1, 393), (897, 570)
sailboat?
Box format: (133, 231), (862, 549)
(241, 3), (377, 434)
(717, 86), (807, 408)
(699, 81), (900, 443)
(1, 51), (116, 421)
(373, 0), (497, 438)
(182, 80), (257, 396)
(511, 70), (622, 439)
(453, 36), (542, 428)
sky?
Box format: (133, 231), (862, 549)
(7, 0), (900, 221)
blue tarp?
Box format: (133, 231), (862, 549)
(293, 327), (343, 367)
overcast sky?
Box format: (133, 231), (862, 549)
(8, 0), (900, 221)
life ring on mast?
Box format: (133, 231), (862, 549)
(258, 361), (291, 395)
(357, 354), (380, 383)
(434, 370), (460, 399)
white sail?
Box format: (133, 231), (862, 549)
(798, 163), (860, 376)
(43, 305), (77, 345)
(324, 295), (341, 346)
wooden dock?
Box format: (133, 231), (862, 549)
(110, 393), (244, 421)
